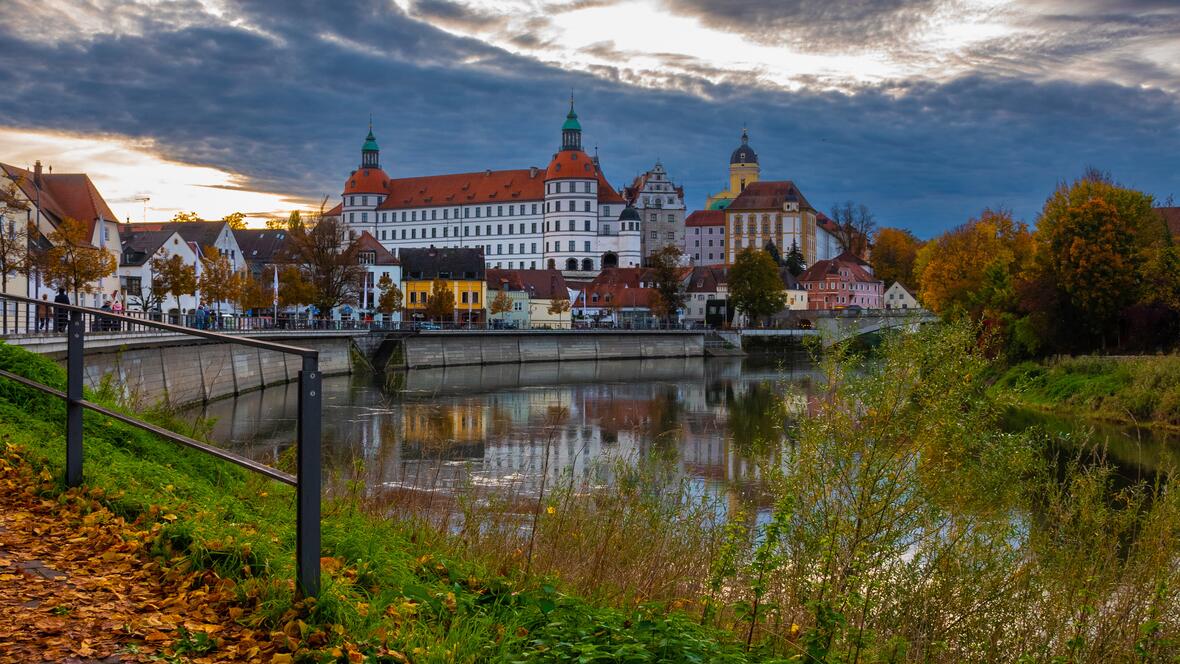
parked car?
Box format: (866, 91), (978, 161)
(417, 322), (441, 330)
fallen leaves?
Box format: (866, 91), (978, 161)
(0, 447), (293, 664)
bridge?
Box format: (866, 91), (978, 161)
(717, 309), (939, 348)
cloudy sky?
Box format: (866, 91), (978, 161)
(1, 0), (1178, 236)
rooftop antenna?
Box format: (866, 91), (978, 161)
(135, 195), (150, 222)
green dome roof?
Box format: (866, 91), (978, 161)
(363, 129), (379, 152)
(562, 108), (581, 131)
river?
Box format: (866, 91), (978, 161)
(185, 355), (1177, 507)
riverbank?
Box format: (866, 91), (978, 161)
(0, 343), (769, 662)
(993, 354), (1180, 430)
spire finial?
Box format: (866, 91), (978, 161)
(741, 124), (749, 144)
(368, 113), (373, 132)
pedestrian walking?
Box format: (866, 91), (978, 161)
(36, 294), (51, 332)
(53, 288), (70, 332)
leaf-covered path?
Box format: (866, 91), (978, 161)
(0, 451), (286, 663)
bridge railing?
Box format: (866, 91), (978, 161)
(0, 292), (323, 597)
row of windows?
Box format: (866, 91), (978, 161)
(642, 196), (678, 206)
(407, 290), (482, 305)
(690, 226), (726, 236)
(690, 252), (721, 262)
(647, 213), (678, 222)
(548, 181), (595, 194)
(649, 231), (676, 240)
(732, 219), (802, 234)
(803, 282), (879, 291)
(348, 203), (615, 224)
(366, 218), (634, 242)
(692, 239), (720, 247)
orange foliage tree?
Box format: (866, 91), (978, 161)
(41, 217), (117, 303)
(871, 227), (922, 287)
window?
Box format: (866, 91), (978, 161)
(486, 206), (491, 217)
(531, 222), (537, 233)
(401, 229), (406, 239)
(431, 210), (437, 220)
(568, 240), (575, 251)
(584, 241), (591, 252)
(650, 231), (657, 239)
(497, 224), (503, 235)
(486, 225), (491, 235)
(349, 212), (355, 223)
(471, 292), (479, 304)
(443, 209), (449, 220)
(461, 291), (469, 304)
(475, 226), (481, 236)
(668, 214), (675, 222)
(464, 208), (470, 218)
(584, 201), (591, 212)
(475, 208), (480, 218)
(603, 206), (610, 217)
(464, 226), (470, 236)
(584, 219), (591, 231)
(649, 213), (656, 222)
(411, 229), (417, 239)
(531, 242), (537, 253)
(514, 301), (523, 311)
(584, 182), (591, 193)
(431, 228), (437, 238)
(531, 204), (538, 214)
(443, 227), (449, 238)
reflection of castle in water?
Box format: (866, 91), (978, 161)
(192, 356), (823, 503)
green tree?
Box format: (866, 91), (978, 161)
(648, 245), (685, 324)
(764, 241), (783, 266)
(149, 253), (197, 316)
(784, 239), (805, 277)
(729, 248), (787, 326)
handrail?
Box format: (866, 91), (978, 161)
(0, 292), (321, 597)
(0, 292), (318, 357)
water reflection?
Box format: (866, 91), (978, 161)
(188, 356), (823, 505)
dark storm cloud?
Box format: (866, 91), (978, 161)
(659, 0), (943, 50)
(0, 0), (1178, 236)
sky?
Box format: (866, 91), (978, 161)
(0, 0), (1178, 236)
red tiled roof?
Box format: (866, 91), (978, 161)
(352, 231), (400, 265)
(374, 169), (542, 210)
(325, 202), (343, 217)
(685, 210), (725, 227)
(585, 284), (656, 309)
(2, 162), (119, 242)
(545, 150), (597, 181)
(343, 167), (392, 195)
(798, 254), (879, 284)
(728, 180), (813, 212)
(815, 211), (840, 234)
(486, 268), (569, 299)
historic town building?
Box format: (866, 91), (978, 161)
(798, 250), (883, 310)
(338, 102), (641, 274)
(724, 180), (819, 266)
(684, 209), (726, 265)
(705, 128), (761, 211)
(624, 161), (686, 262)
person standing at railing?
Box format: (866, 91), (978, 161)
(111, 291), (124, 332)
(36, 294), (52, 332)
(195, 302), (208, 330)
(53, 288), (70, 333)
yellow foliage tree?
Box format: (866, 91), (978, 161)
(871, 227), (922, 287)
(424, 279), (455, 322)
(221, 211), (248, 230)
(149, 253), (197, 315)
(376, 273), (403, 316)
(41, 217), (117, 302)
(198, 248), (236, 315)
(490, 289), (513, 319)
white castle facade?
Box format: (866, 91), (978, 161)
(337, 102), (642, 273)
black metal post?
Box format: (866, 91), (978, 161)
(296, 355), (322, 597)
(65, 309), (84, 487)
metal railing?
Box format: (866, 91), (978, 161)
(0, 292), (323, 597)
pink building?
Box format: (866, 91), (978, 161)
(798, 250), (883, 310)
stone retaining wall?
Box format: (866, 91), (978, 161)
(400, 332), (704, 369)
(75, 337), (354, 408)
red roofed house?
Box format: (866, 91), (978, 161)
(352, 231), (401, 322)
(685, 209), (727, 265)
(798, 250), (884, 311)
(337, 101), (640, 276)
(1, 160), (122, 307)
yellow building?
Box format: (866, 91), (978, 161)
(724, 181), (819, 266)
(400, 247), (487, 324)
(704, 128), (761, 211)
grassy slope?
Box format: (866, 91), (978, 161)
(993, 355), (1180, 428)
(0, 343), (767, 663)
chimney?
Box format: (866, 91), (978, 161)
(33, 160), (42, 186)
(529, 166), (538, 178)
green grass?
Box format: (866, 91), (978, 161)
(994, 355), (1180, 427)
(0, 342), (770, 662)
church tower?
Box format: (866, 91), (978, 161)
(361, 122), (380, 169)
(561, 96), (582, 152)
(705, 127), (761, 210)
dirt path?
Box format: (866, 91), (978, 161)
(0, 449), (288, 663)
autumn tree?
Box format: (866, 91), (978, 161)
(278, 265), (315, 309)
(547, 297), (571, 326)
(913, 208), (1034, 322)
(221, 211), (247, 230)
(871, 227), (922, 287)
(0, 206), (29, 297)
(230, 271), (269, 313)
(280, 210), (364, 317)
(784, 239), (805, 277)
(490, 289), (513, 320)
(729, 248), (787, 327)
(376, 273), (403, 317)
(41, 217), (117, 303)
(648, 245), (686, 324)
(1034, 172), (1163, 346)
(829, 201), (876, 258)
(764, 241), (783, 266)
(169, 211), (202, 223)
(149, 253), (197, 316)
(424, 279), (455, 321)
(198, 249), (236, 316)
